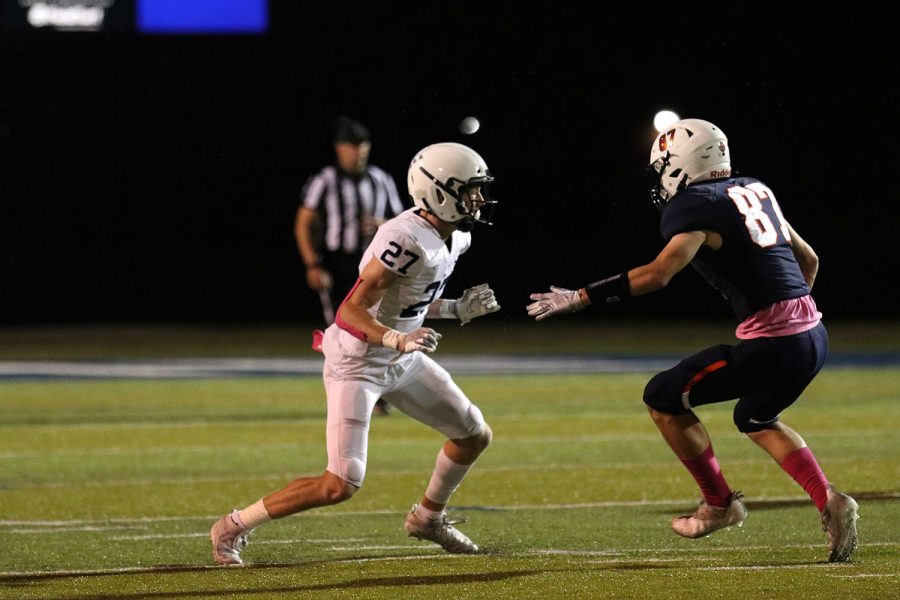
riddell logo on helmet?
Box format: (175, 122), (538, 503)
(710, 169), (731, 178)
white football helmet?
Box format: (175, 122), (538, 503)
(408, 142), (496, 230)
(648, 118), (731, 208)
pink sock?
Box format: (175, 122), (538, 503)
(780, 447), (829, 512)
(680, 444), (732, 508)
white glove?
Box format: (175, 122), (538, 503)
(453, 283), (501, 325)
(526, 286), (586, 321)
(382, 327), (443, 353)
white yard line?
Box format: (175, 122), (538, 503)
(8, 525), (147, 534)
(0, 455), (878, 492)
(103, 534), (416, 552)
(693, 564), (837, 571)
(533, 542), (900, 556)
(253, 538), (367, 545)
(0, 553), (468, 577)
(0, 498), (691, 529)
(0, 356), (677, 379)
(1, 354), (894, 381)
(0, 565), (227, 577)
(3, 494), (897, 530)
(106, 533), (369, 542)
(110, 532), (208, 540)
(3, 545), (897, 578)
(2, 429), (895, 461)
(324, 545), (433, 552)
(826, 573), (900, 578)
(0, 443), (304, 460)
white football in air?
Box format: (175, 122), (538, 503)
(460, 117), (480, 135)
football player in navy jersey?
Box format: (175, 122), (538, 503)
(527, 119), (859, 562)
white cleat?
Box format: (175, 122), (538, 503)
(404, 504), (479, 554)
(671, 491), (748, 539)
(821, 484), (859, 562)
(210, 510), (252, 565)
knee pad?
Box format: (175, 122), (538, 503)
(643, 370), (688, 415)
(732, 403), (780, 433)
(466, 404), (488, 436)
(478, 423), (494, 448)
(462, 423), (492, 453)
(338, 454), (367, 488)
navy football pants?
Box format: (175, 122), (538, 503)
(643, 323), (829, 432)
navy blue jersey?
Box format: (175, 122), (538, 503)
(660, 177), (810, 321)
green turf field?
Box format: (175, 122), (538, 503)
(1, 365), (898, 598)
(1, 323), (898, 598)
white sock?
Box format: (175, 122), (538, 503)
(415, 505), (442, 521)
(238, 499), (273, 530)
(424, 449), (473, 507)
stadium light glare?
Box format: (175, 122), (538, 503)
(653, 110), (680, 132)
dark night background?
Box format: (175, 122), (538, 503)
(1, 4), (898, 326)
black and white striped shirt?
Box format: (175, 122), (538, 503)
(300, 165), (404, 254)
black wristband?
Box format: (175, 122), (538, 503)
(584, 272), (631, 305)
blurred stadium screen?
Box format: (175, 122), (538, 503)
(0, 0), (269, 34)
(137, 0), (267, 34)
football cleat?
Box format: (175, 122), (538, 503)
(210, 510), (253, 565)
(821, 484), (859, 562)
(404, 504), (479, 554)
(671, 491), (748, 539)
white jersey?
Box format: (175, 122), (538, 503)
(322, 208), (471, 378)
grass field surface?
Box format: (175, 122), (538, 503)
(0, 324), (898, 598)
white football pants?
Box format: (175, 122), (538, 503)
(323, 352), (486, 487)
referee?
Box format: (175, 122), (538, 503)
(294, 117), (404, 415)
(295, 116), (404, 322)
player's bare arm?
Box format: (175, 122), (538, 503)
(336, 257), (442, 353)
(527, 230), (708, 320)
(295, 206), (331, 290)
(334, 256), (396, 340)
(785, 221), (819, 289)
(625, 231), (709, 296)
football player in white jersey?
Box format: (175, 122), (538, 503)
(211, 143), (501, 565)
